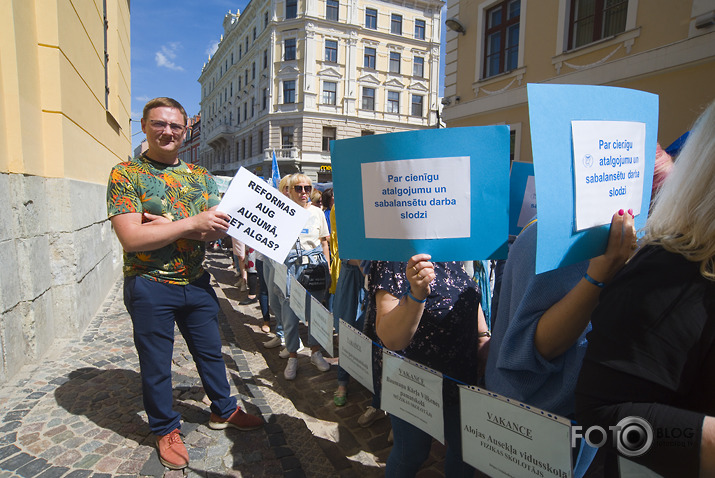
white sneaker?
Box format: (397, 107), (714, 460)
(278, 347), (290, 359)
(310, 351), (330, 372)
(357, 406), (387, 427)
(263, 336), (283, 349)
(284, 357), (298, 380)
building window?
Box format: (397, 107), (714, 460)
(569, 0), (628, 49)
(265, 11), (269, 27)
(263, 49), (268, 69)
(484, 0), (520, 78)
(239, 45), (242, 59)
(253, 27), (257, 41)
(361, 130), (374, 136)
(411, 94), (423, 116)
(243, 102), (248, 120)
(325, 40), (338, 62)
(322, 127), (336, 151)
(285, 38), (296, 60)
(262, 88), (268, 110)
(283, 80), (296, 103)
(362, 87), (375, 110)
(248, 136), (253, 157)
(415, 19), (426, 39)
(413, 56), (424, 77)
(387, 91), (399, 113)
(364, 47), (376, 69)
(251, 97), (256, 117)
(365, 8), (377, 29)
(327, 0), (339, 21)
(391, 14), (402, 35)
(389, 52), (401, 73)
(282, 126), (294, 147)
(286, 0), (297, 18)
(252, 62), (256, 79)
(323, 81), (337, 105)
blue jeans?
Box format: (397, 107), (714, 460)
(386, 404), (473, 477)
(263, 260), (284, 339)
(123, 273), (237, 435)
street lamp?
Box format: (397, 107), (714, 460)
(445, 17), (466, 35)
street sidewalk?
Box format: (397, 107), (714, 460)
(0, 250), (448, 477)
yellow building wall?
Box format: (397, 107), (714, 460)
(2, 0), (131, 181)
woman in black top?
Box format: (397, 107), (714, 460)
(575, 99), (715, 477)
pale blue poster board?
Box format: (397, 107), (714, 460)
(508, 161), (536, 236)
(331, 127), (510, 262)
(528, 84), (658, 274)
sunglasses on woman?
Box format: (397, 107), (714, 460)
(294, 185), (312, 193)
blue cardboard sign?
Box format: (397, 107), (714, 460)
(331, 127), (510, 262)
(527, 84), (658, 274)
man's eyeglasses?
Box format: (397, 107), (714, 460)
(148, 120), (186, 134)
(294, 185), (312, 193)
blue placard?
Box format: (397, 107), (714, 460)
(508, 161), (536, 236)
(528, 84), (658, 274)
(331, 127), (510, 262)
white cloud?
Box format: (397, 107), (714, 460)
(155, 43), (184, 71)
(206, 40), (220, 58)
(135, 96), (151, 102)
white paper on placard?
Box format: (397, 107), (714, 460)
(337, 320), (374, 393)
(273, 262), (287, 297)
(308, 296), (334, 356)
(516, 175), (537, 228)
(217, 168), (311, 262)
(361, 157), (470, 239)
(459, 386), (573, 478)
(381, 351), (444, 443)
(289, 277), (307, 323)
(572, 121), (645, 231)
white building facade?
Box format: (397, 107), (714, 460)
(199, 0), (443, 181)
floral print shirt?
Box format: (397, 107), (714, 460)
(106, 153), (220, 285)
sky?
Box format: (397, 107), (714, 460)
(130, 1), (446, 150)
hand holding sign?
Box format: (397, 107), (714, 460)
(217, 168), (310, 263)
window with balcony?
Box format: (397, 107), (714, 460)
(282, 126), (294, 147)
(325, 40), (338, 62)
(285, 38), (296, 60)
(568, 0), (628, 49)
(391, 14), (402, 34)
(413, 56), (424, 77)
(365, 8), (377, 29)
(323, 81), (337, 105)
(362, 87), (375, 110)
(364, 47), (376, 69)
(483, 0), (520, 78)
(389, 52), (401, 74)
(387, 91), (399, 113)
(411, 94), (423, 116)
(415, 19), (426, 39)
(322, 127), (336, 151)
(327, 0), (339, 21)
(286, 0), (297, 18)
(283, 80), (296, 103)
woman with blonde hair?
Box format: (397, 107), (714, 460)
(575, 99), (715, 477)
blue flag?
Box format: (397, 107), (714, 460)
(271, 150), (280, 188)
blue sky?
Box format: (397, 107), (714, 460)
(130, 1), (446, 150)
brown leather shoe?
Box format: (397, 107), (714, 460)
(209, 407), (263, 431)
(155, 428), (188, 469)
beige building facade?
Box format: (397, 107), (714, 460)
(442, 0), (715, 164)
(0, 1), (131, 383)
(199, 0), (443, 181)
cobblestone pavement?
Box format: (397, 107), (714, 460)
(0, 250), (450, 477)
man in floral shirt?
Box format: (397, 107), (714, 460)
(107, 98), (262, 470)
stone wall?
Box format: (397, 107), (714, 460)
(0, 173), (122, 383)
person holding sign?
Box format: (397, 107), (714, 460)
(575, 100), (715, 478)
(282, 174), (332, 380)
(106, 98), (263, 470)
(371, 255), (490, 476)
(484, 210), (635, 476)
